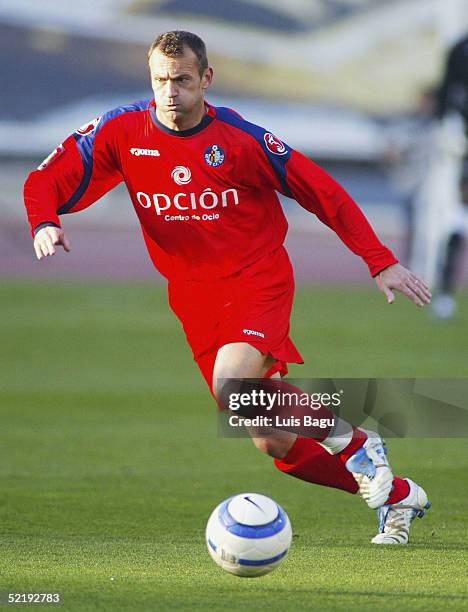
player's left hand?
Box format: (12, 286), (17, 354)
(375, 263), (431, 307)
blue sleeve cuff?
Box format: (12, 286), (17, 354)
(33, 222), (61, 236)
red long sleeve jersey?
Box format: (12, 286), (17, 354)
(24, 98), (397, 281)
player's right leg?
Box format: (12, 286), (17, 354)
(212, 341), (296, 459)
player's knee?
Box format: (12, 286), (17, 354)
(251, 436), (276, 457)
(212, 372), (226, 402)
(212, 366), (240, 402)
(250, 436), (290, 459)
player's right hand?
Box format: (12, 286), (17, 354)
(34, 226), (71, 260)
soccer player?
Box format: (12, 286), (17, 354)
(24, 31), (432, 544)
(432, 33), (468, 319)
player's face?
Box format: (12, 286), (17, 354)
(149, 47), (213, 130)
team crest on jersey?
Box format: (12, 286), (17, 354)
(264, 132), (287, 156)
(204, 144), (225, 167)
(76, 116), (101, 136)
(37, 144), (65, 170)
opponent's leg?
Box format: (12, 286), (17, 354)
(432, 169), (468, 319)
(432, 231), (465, 319)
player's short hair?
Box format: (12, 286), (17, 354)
(148, 31), (208, 76)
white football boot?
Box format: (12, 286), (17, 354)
(345, 431), (393, 509)
(372, 478), (430, 544)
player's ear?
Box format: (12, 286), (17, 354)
(202, 67), (213, 91)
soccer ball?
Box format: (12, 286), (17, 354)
(205, 493), (292, 577)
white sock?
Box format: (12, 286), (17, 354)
(316, 417), (354, 454)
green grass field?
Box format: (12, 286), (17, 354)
(1, 281), (467, 611)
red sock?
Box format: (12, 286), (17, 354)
(386, 477), (410, 505)
(275, 436), (410, 504)
(257, 379), (369, 455)
(274, 436), (359, 494)
(335, 427), (367, 463)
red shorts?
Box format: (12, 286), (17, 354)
(167, 246), (304, 392)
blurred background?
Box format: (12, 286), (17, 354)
(1, 0), (468, 289)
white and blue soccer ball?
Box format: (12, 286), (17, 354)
(205, 493), (292, 577)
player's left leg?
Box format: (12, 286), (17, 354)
(371, 479), (430, 544)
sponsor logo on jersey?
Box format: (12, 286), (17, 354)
(263, 132), (287, 155)
(37, 144), (65, 170)
(136, 187), (239, 216)
(130, 148), (161, 157)
(171, 166), (191, 185)
(242, 328), (265, 338)
(204, 144), (225, 167)
(76, 116), (101, 136)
